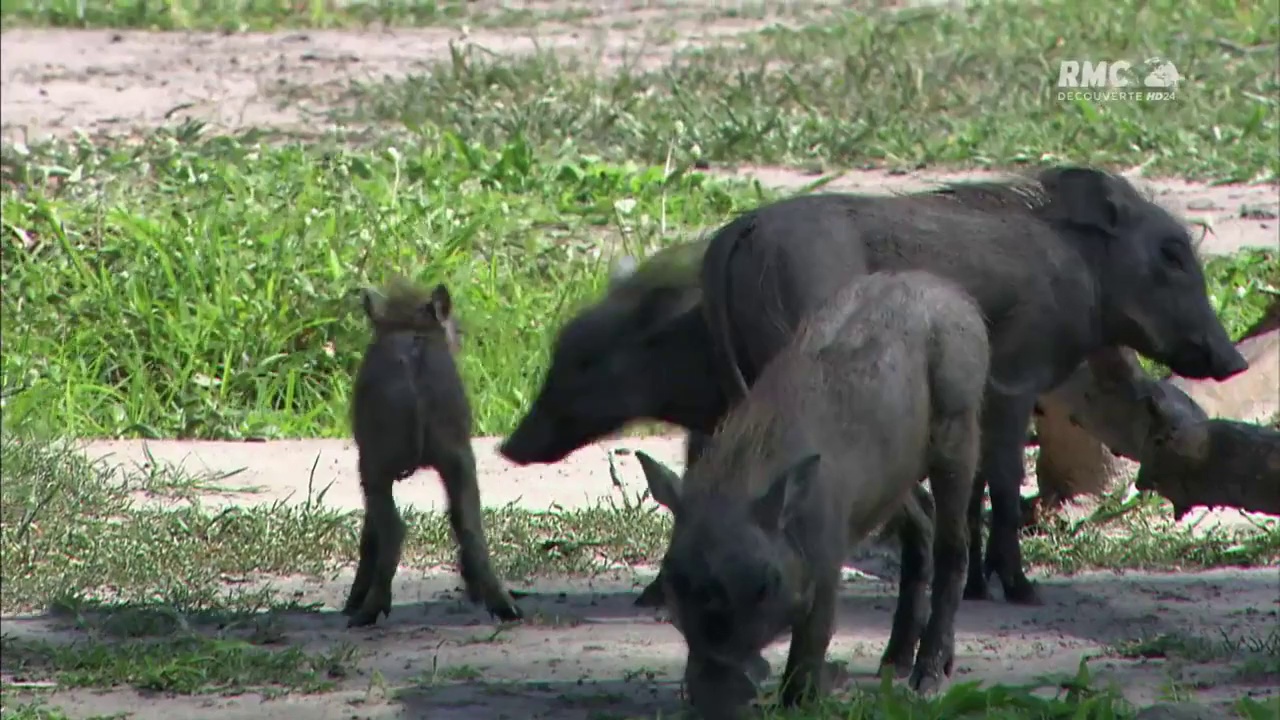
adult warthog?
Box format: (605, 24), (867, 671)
(501, 166), (1248, 607)
(697, 166), (1247, 604)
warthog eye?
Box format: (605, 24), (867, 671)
(1160, 242), (1186, 272)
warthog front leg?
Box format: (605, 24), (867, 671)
(779, 571), (839, 708)
(437, 444), (523, 622)
(977, 394), (1041, 606)
(965, 392), (1040, 605)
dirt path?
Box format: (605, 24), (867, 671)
(5, 566), (1277, 718)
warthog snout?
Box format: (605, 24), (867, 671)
(1207, 342), (1250, 381)
(1166, 334), (1250, 382)
(498, 409), (561, 465)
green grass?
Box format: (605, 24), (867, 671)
(0, 635), (356, 696)
(0, 129), (771, 440)
(3, 128), (1276, 441)
(2, 432), (1275, 620)
(757, 662), (1139, 719)
(328, 0), (1280, 182)
(1204, 248), (1280, 340)
(1108, 627), (1280, 682)
(0, 0), (591, 31)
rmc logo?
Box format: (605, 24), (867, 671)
(1057, 60), (1134, 89)
(1056, 58), (1180, 101)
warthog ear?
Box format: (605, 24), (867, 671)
(430, 284), (453, 323)
(360, 288), (383, 322)
(753, 453), (821, 534)
(1048, 167), (1128, 235)
(635, 451), (683, 515)
(609, 256), (639, 289)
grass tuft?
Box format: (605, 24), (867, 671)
(332, 0), (1280, 181)
(1, 129), (769, 440)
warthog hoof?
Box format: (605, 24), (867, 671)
(341, 584), (369, 616)
(909, 649), (954, 696)
(962, 575), (994, 601)
(346, 603), (391, 628)
(878, 649), (915, 679)
(460, 570), (525, 622)
(486, 593), (524, 623)
(1002, 577), (1043, 606)
(634, 579), (666, 608)
(908, 668), (947, 696)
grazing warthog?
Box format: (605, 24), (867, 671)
(698, 167), (1248, 605)
(498, 238), (723, 470)
(345, 277), (522, 627)
(637, 270), (990, 717)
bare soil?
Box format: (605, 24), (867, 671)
(5, 565), (1278, 719)
(2, 4), (1278, 717)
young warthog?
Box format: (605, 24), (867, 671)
(698, 167), (1249, 605)
(636, 270), (990, 716)
(344, 277), (522, 627)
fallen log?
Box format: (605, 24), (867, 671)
(1036, 347), (1206, 463)
(1027, 346), (1280, 521)
(1031, 390), (1133, 512)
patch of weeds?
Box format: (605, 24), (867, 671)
(339, 1), (1280, 181)
(0, 634), (357, 696)
(757, 660), (1137, 718)
(0, 432), (674, 614)
(1237, 696), (1280, 720)
(1109, 627), (1280, 681)
(4, 432), (1276, 617)
(1204, 248), (1280, 341)
(1, 128), (769, 439)
(0, 696), (124, 720)
(1019, 488), (1280, 573)
(0, 0), (588, 31)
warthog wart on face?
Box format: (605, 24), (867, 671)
(499, 243), (725, 466)
(695, 165), (1247, 608)
(345, 277), (521, 628)
(638, 270), (990, 716)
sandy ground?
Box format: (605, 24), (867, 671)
(2, 3), (1279, 718)
(4, 567), (1278, 719)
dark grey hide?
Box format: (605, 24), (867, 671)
(697, 166), (1248, 605)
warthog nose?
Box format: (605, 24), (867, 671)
(1213, 349), (1249, 380)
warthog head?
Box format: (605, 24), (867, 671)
(636, 451), (822, 670)
(501, 242), (717, 465)
(1039, 167), (1248, 382)
(361, 276), (459, 352)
